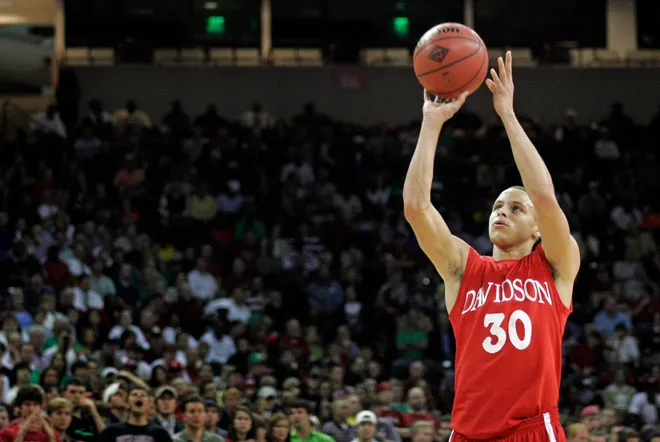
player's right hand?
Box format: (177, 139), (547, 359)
(422, 89), (468, 127)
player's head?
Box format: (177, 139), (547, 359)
(489, 186), (540, 251)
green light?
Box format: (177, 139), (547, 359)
(393, 16), (409, 38)
(206, 16), (225, 34)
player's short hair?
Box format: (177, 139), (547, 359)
(411, 421), (434, 436)
(46, 398), (74, 415)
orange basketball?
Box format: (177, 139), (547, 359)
(413, 23), (488, 99)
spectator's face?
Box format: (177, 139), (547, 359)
(233, 410), (252, 433)
(357, 422), (376, 439)
(20, 344), (34, 362)
(407, 389), (426, 411)
(184, 402), (206, 429)
(17, 368), (30, 383)
(346, 395), (360, 415)
(272, 418), (290, 441)
(438, 420), (452, 438)
(412, 426), (434, 442)
(569, 427), (589, 442)
(378, 389), (393, 405)
(202, 383), (217, 399)
(20, 401), (41, 418)
(600, 409), (616, 427)
(64, 384), (86, 405)
(590, 436), (606, 442)
(582, 414), (600, 431)
(288, 408), (308, 430)
(49, 407), (73, 432)
(224, 394), (239, 411)
(128, 389), (149, 413)
(156, 393), (177, 415)
(206, 407), (220, 428)
(0, 410), (8, 429)
(119, 310), (132, 328)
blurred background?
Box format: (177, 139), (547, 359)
(0, 2), (659, 442)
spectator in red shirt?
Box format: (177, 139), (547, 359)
(0, 384), (61, 442)
(398, 387), (438, 438)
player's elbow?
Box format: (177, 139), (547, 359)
(403, 202), (429, 223)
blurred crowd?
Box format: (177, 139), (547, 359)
(0, 93), (658, 442)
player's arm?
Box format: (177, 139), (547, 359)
(403, 90), (470, 285)
(487, 52), (580, 289)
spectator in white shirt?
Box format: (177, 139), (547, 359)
(628, 381), (660, 426)
(204, 287), (252, 324)
(108, 309), (151, 350)
(608, 324), (640, 365)
(200, 321), (236, 366)
(187, 258), (218, 302)
(73, 275), (104, 312)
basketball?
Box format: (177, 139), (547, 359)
(413, 23), (489, 99)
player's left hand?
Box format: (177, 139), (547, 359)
(485, 50), (515, 117)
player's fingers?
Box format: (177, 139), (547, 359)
(456, 91), (468, 106)
(505, 51), (513, 83)
(485, 79), (495, 92)
(423, 89), (430, 102)
(497, 57), (507, 84)
(489, 68), (502, 88)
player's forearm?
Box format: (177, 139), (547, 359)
(500, 112), (554, 199)
(403, 121), (442, 210)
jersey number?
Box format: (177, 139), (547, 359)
(482, 310), (532, 354)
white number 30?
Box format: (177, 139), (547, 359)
(482, 310), (532, 354)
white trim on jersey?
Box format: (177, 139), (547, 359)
(543, 412), (557, 442)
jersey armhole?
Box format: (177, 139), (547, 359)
(448, 247), (483, 322)
(532, 244), (573, 314)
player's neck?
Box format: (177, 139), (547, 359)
(492, 243), (533, 262)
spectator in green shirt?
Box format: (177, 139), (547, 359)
(286, 399), (335, 442)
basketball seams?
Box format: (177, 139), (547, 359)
(429, 47), (488, 98)
(416, 42), (483, 78)
(414, 35), (482, 60)
(413, 24), (488, 99)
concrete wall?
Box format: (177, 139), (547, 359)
(72, 66), (660, 125)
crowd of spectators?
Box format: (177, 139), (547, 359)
(0, 93), (658, 442)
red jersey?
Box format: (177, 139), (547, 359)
(449, 245), (571, 439)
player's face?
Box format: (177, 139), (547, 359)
(489, 188), (539, 249)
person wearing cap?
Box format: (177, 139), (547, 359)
(256, 386), (280, 420)
(579, 405), (601, 432)
(350, 411), (379, 442)
(173, 396), (224, 442)
(153, 386), (184, 436)
(287, 399), (335, 442)
(102, 382), (128, 425)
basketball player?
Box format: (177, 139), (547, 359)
(403, 51), (579, 442)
